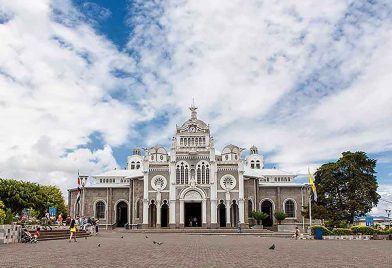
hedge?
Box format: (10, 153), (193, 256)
(311, 225), (392, 236)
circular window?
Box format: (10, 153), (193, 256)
(151, 176), (167, 191)
(220, 175), (236, 191)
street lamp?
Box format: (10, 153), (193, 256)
(80, 176), (88, 217)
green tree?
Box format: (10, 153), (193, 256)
(0, 200), (6, 224)
(0, 178), (66, 218)
(313, 151), (380, 224)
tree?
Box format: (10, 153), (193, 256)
(313, 151), (380, 224)
(274, 211), (286, 224)
(0, 200), (6, 224)
(0, 178), (66, 218)
(251, 211), (269, 225)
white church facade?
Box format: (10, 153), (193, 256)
(68, 106), (311, 229)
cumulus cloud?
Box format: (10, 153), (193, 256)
(0, 0), (148, 195)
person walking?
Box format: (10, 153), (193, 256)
(69, 218), (77, 242)
(295, 226), (300, 240)
(57, 213), (63, 226)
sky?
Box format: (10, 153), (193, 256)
(0, 0), (391, 215)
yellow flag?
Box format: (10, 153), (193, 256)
(308, 168), (318, 201)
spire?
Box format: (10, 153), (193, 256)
(190, 99), (197, 119)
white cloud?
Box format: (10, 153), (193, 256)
(371, 184), (392, 216)
(0, 0), (147, 196)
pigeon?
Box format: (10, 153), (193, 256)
(98, 244), (101, 247)
(153, 241), (157, 244)
(157, 242), (163, 245)
(269, 244), (275, 250)
(145, 235), (149, 239)
(121, 236), (124, 239)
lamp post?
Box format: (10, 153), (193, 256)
(80, 176), (88, 217)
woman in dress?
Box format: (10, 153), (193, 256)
(69, 218), (77, 242)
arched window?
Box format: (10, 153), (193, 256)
(284, 199), (295, 218)
(136, 199), (140, 219)
(176, 162), (189, 184)
(136, 161), (140, 169)
(196, 162), (210, 184)
(248, 199), (253, 217)
(251, 160), (255, 169)
(206, 167), (209, 184)
(131, 161), (135, 169)
(95, 201), (105, 219)
(197, 167), (201, 184)
(256, 160), (260, 169)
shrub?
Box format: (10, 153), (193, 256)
(274, 211), (286, 224)
(351, 226), (376, 235)
(0, 200), (5, 224)
(4, 208), (13, 224)
(331, 228), (353, 235)
(311, 225), (332, 235)
(251, 211), (269, 225)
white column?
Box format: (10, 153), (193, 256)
(156, 192), (161, 226)
(143, 199), (149, 225)
(210, 200), (217, 224)
(169, 156), (176, 226)
(238, 166), (245, 224)
(226, 192), (231, 225)
(179, 200), (184, 224)
(202, 200), (207, 224)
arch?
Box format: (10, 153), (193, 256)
(218, 200), (226, 227)
(136, 161), (141, 169)
(149, 200), (157, 227)
(251, 160), (255, 169)
(179, 186), (207, 200)
(93, 199), (107, 220)
(260, 198), (275, 227)
(160, 200), (169, 227)
(283, 198), (297, 218)
(230, 200), (239, 227)
(196, 160), (210, 184)
(114, 199), (129, 227)
(247, 199), (253, 218)
(256, 160), (261, 169)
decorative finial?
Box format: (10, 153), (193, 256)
(189, 99), (197, 119)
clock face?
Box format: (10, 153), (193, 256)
(189, 126), (196, 132)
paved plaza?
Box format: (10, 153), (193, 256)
(0, 231), (391, 268)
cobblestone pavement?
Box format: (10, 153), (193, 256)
(0, 231), (391, 268)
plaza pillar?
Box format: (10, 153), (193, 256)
(143, 199), (149, 226)
(210, 199), (217, 224)
(239, 199), (245, 224)
(156, 201), (161, 228)
(226, 192), (231, 225)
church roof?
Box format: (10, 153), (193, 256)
(93, 169), (143, 178)
(243, 166), (295, 178)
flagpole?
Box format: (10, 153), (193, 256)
(309, 193), (312, 230)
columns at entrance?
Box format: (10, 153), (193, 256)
(156, 192), (161, 228)
(202, 200), (207, 225)
(210, 199), (217, 225)
(225, 192), (231, 225)
(179, 200), (184, 225)
(142, 199), (149, 225)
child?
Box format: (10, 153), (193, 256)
(69, 218), (77, 242)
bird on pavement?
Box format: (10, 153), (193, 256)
(121, 236), (124, 239)
(269, 244), (275, 250)
(153, 241), (157, 244)
(145, 235), (149, 239)
(98, 244), (101, 247)
(157, 242), (163, 245)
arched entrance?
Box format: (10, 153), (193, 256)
(149, 201), (157, 227)
(230, 200), (239, 227)
(182, 189), (203, 227)
(116, 201), (128, 227)
(218, 201), (226, 227)
(261, 200), (273, 227)
(161, 201), (169, 228)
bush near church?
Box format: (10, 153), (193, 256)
(274, 211), (286, 224)
(311, 225), (392, 236)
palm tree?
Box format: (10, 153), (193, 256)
(251, 211), (269, 226)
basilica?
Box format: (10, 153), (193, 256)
(68, 106), (311, 229)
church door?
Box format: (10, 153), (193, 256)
(161, 202), (169, 227)
(116, 201), (128, 227)
(218, 202), (226, 227)
(261, 200), (273, 227)
(149, 201), (157, 227)
(231, 201), (239, 227)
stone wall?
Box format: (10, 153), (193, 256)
(0, 225), (21, 244)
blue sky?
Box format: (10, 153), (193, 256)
(0, 0), (391, 214)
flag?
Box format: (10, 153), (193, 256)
(76, 170), (81, 215)
(308, 168), (318, 202)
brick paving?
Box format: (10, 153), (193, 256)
(0, 231), (391, 268)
